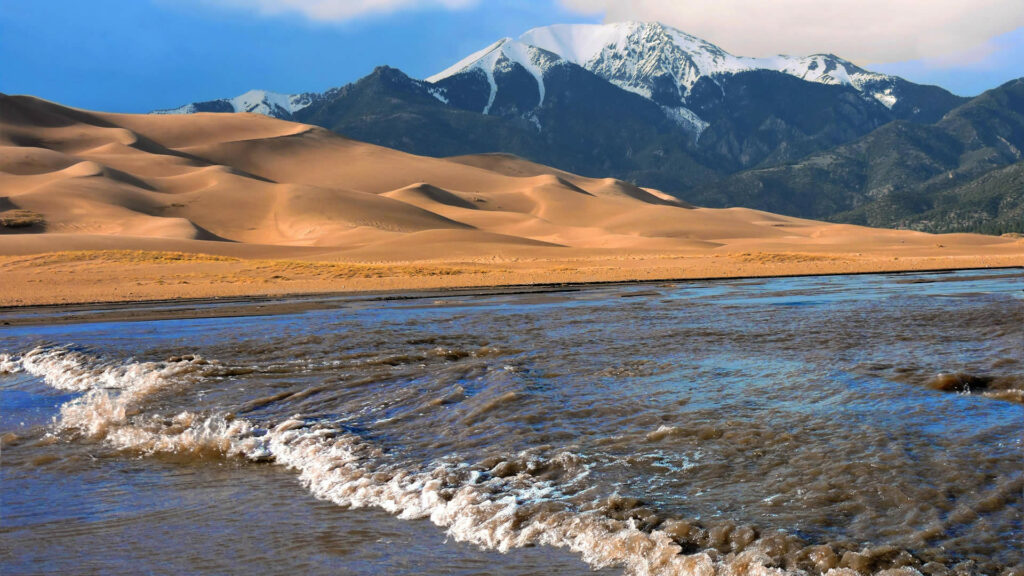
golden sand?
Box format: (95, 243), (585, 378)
(2, 249), (1021, 307)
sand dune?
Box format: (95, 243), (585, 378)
(1, 92), (813, 251)
(1, 93), (1022, 305)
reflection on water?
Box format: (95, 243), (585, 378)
(2, 269), (1022, 575)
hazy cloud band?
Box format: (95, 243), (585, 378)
(558, 0), (1024, 65)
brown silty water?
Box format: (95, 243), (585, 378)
(1, 269), (1022, 575)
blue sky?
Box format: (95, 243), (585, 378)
(873, 27), (1024, 97)
(1, 0), (1021, 113)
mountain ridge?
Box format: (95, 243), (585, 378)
(158, 21), (960, 125)
(147, 21), (1024, 234)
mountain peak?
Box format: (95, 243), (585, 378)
(518, 22), (911, 110)
(424, 37), (561, 85)
(369, 65), (416, 82)
(426, 37), (565, 114)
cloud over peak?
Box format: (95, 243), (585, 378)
(558, 0), (1024, 65)
(195, 0), (1023, 72)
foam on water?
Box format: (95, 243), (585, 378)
(8, 346), (216, 439)
(0, 353), (21, 374)
(7, 345), (959, 576)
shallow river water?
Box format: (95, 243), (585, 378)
(2, 269), (1022, 575)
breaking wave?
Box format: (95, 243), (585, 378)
(3, 345), (997, 576)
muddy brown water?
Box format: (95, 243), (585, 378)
(1, 269), (1022, 575)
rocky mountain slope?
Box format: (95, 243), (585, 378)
(701, 78), (1024, 231)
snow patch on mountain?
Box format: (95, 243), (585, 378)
(156, 104), (197, 115)
(525, 112), (542, 133)
(518, 22), (635, 65)
(427, 38), (563, 113)
(428, 39), (503, 113)
(774, 54), (898, 108)
(232, 90), (306, 115)
(501, 40), (548, 107)
(661, 106), (709, 140)
(873, 89), (898, 109)
(427, 86), (450, 104)
(427, 39), (505, 84)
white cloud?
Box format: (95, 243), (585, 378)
(557, 0), (1024, 65)
(202, 0), (478, 22)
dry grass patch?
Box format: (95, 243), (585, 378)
(0, 250), (477, 280)
(246, 260), (471, 280)
(0, 250), (239, 267)
(732, 252), (840, 264)
(0, 210), (44, 229)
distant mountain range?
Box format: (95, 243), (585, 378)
(156, 21), (1022, 234)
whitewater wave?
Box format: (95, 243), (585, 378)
(6, 345), (932, 576)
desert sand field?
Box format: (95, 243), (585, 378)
(2, 93), (1022, 306)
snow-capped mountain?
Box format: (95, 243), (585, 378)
(426, 32), (699, 133)
(153, 89), (319, 118)
(411, 21), (937, 140)
(439, 22), (902, 112)
(155, 21), (948, 129)
(151, 20), (966, 194)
